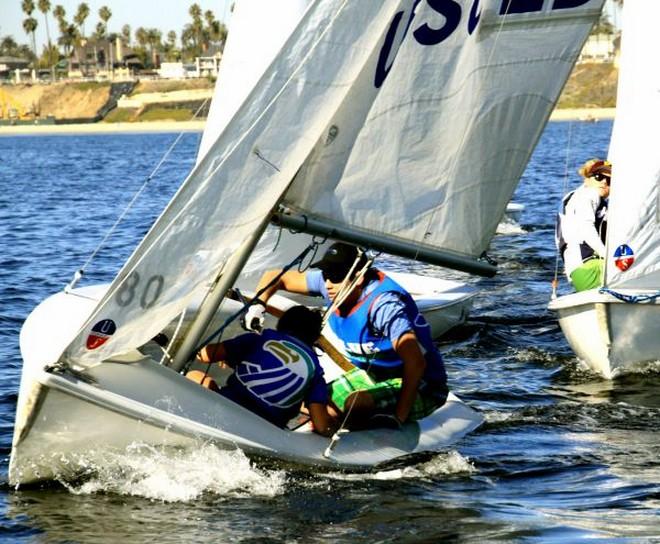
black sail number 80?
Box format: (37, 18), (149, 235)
(116, 272), (164, 309)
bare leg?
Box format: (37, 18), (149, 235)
(342, 390), (376, 429)
(186, 370), (220, 393)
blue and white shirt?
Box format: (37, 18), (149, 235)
(220, 329), (328, 428)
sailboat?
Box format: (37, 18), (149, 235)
(549, 1), (660, 379)
(10, 0), (602, 485)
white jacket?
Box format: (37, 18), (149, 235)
(561, 185), (607, 277)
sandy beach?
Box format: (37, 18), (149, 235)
(0, 108), (615, 136)
(0, 120), (206, 135)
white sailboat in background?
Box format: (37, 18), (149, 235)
(10, 0), (602, 485)
(550, 1), (660, 379)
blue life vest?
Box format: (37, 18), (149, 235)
(221, 329), (325, 427)
(328, 271), (447, 385)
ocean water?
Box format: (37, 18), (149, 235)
(0, 123), (659, 543)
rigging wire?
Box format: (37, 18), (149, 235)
(185, 239), (322, 376)
(551, 120), (575, 299)
(64, 98), (210, 291)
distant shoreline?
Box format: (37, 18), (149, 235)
(549, 107), (615, 121)
(0, 108), (616, 136)
(0, 120), (206, 136)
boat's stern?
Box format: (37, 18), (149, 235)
(550, 289), (660, 378)
(549, 290), (613, 377)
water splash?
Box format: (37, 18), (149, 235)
(496, 218), (527, 236)
(61, 442), (286, 502)
(326, 451), (477, 481)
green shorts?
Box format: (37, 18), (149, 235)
(570, 258), (604, 292)
(330, 368), (447, 421)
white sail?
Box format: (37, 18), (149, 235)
(62, 1), (406, 367)
(605, 1), (660, 289)
(284, 0), (605, 258)
(198, 0), (323, 290)
(197, 0), (312, 164)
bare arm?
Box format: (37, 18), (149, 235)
(255, 269), (310, 304)
(308, 403), (338, 437)
(392, 331), (426, 423)
(197, 343), (227, 364)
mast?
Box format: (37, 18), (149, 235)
(170, 215), (272, 372)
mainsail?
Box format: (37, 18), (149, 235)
(61, 0), (603, 368)
(282, 0), (605, 257)
(605, 1), (660, 289)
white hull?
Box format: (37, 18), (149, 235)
(10, 278), (480, 485)
(504, 202), (525, 224)
(549, 289), (660, 378)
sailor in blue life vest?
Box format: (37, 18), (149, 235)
(187, 306), (337, 436)
(556, 159), (610, 292)
(247, 242), (449, 430)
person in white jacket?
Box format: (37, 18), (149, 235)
(558, 159), (611, 291)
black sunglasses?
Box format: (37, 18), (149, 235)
(322, 268), (349, 283)
(593, 173), (610, 184)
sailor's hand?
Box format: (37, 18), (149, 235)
(369, 413), (403, 430)
(242, 303), (265, 332)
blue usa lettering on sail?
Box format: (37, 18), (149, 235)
(375, 0), (480, 88)
(376, 0), (591, 88)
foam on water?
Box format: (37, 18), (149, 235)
(326, 451), (477, 481)
(61, 443), (286, 502)
(496, 218), (527, 235)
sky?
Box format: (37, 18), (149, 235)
(1, 0), (233, 50)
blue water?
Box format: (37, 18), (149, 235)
(1, 123), (659, 543)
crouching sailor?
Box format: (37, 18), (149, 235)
(187, 306), (337, 436)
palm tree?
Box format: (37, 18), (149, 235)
(22, 17), (38, 63)
(98, 6), (112, 72)
(99, 6), (112, 32)
(188, 3), (203, 55)
(21, 0), (38, 62)
(37, 0), (54, 68)
(57, 22), (78, 73)
(121, 24), (131, 45)
(134, 26), (149, 66)
(53, 3), (65, 25)
(164, 30), (179, 61)
(146, 28), (162, 68)
(74, 2), (90, 39)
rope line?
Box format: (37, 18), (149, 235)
(66, 98), (210, 290)
(599, 288), (660, 304)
